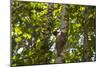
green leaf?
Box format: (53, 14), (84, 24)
(80, 7), (85, 11)
(75, 24), (81, 27)
(15, 37), (21, 42)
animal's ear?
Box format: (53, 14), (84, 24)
(53, 31), (57, 36)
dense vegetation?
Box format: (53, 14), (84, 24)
(11, 1), (96, 66)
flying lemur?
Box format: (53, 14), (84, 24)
(53, 29), (66, 56)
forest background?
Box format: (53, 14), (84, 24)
(11, 1), (96, 66)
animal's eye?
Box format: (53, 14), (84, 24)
(53, 31), (57, 36)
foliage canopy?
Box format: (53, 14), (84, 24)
(11, 1), (96, 66)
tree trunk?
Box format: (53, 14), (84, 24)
(83, 7), (89, 62)
(55, 4), (69, 64)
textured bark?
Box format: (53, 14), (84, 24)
(55, 4), (68, 64)
(60, 5), (69, 32)
(83, 7), (89, 62)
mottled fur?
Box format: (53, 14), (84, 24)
(53, 30), (66, 56)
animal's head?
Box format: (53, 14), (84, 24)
(53, 29), (62, 36)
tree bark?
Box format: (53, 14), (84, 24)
(83, 7), (89, 62)
(55, 4), (69, 64)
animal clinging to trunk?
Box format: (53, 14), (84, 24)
(53, 29), (66, 56)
